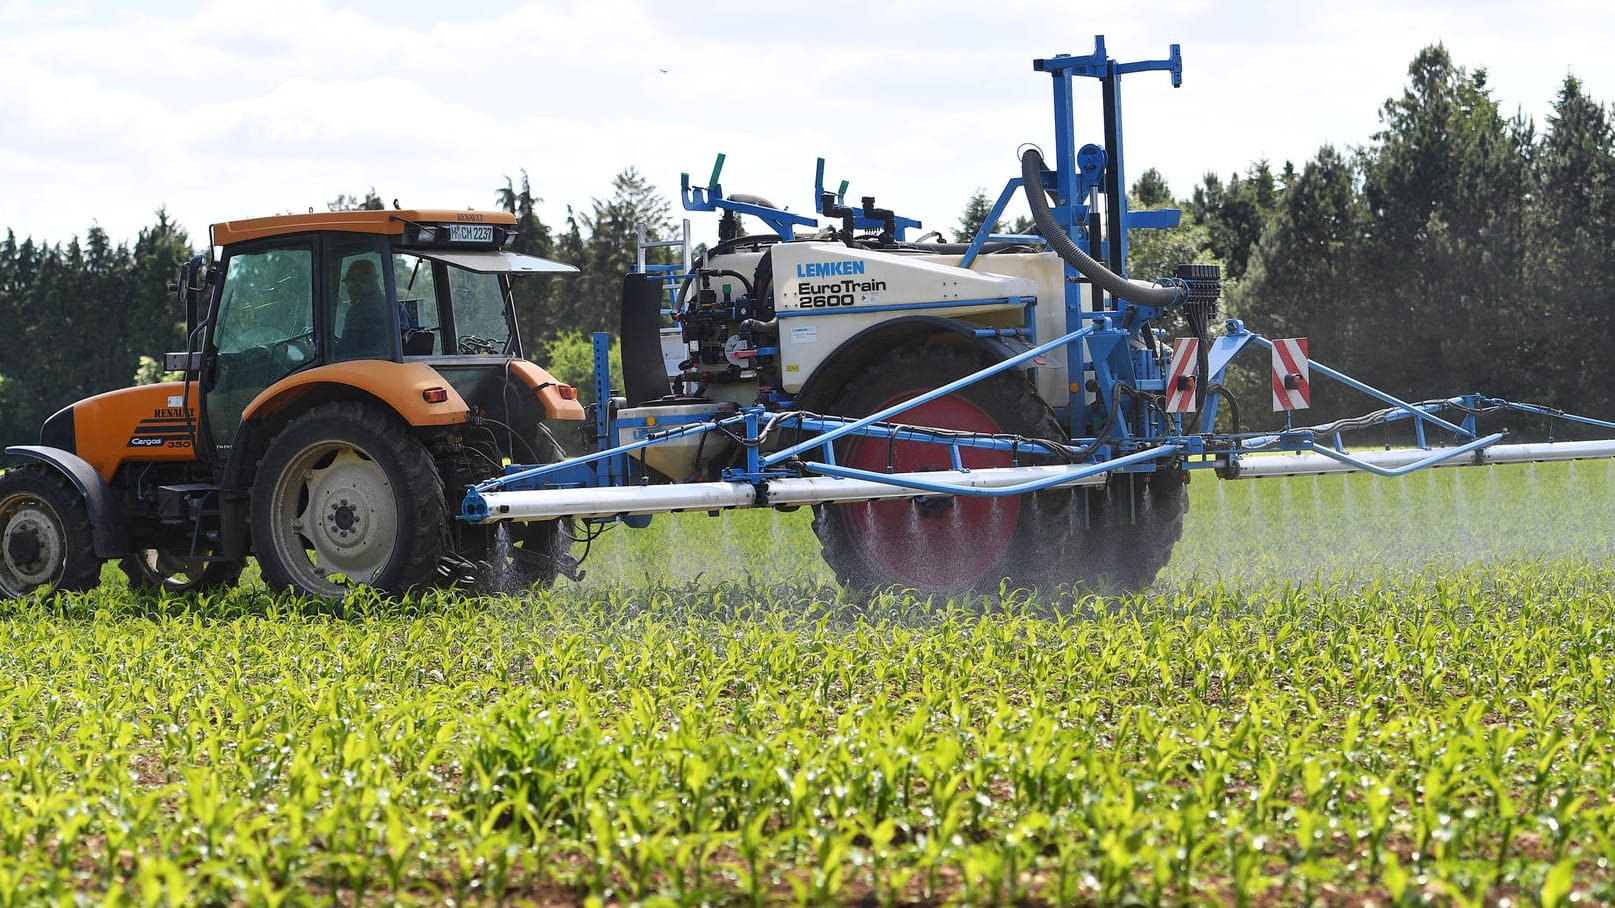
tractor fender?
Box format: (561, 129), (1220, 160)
(240, 360), (471, 430)
(792, 315), (1037, 413)
(503, 360), (587, 420)
(221, 363), (470, 496)
(3, 445), (129, 557)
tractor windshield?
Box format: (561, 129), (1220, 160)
(446, 268), (512, 355)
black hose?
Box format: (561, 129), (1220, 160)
(1019, 148), (1183, 310)
(672, 267), (756, 316)
(1204, 382), (1240, 438)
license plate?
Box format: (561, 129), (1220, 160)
(448, 224), (494, 243)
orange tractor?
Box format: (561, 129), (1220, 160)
(0, 209), (584, 598)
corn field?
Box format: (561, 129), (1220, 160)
(0, 460), (1612, 906)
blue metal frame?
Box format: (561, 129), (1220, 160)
(802, 444), (1179, 498)
(1025, 38), (1185, 439)
(680, 154), (818, 240)
(762, 323), (1097, 469)
(813, 158), (922, 240)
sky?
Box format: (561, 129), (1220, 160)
(2, 0), (1611, 251)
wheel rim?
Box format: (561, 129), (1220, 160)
(838, 391), (1019, 590)
(264, 442), (400, 595)
(0, 491), (67, 594)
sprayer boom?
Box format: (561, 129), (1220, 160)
(465, 462), (1115, 523)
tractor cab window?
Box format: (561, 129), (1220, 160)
(329, 238), (395, 363)
(206, 243), (315, 446)
(447, 268), (514, 355)
(394, 253), (442, 356)
(391, 252), (518, 357)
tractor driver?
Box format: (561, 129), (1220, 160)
(337, 259), (391, 359)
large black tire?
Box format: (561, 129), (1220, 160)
(475, 430), (575, 595)
(120, 549), (244, 595)
(250, 402), (446, 598)
(1079, 463), (1190, 591)
(0, 464), (102, 599)
(810, 344), (1072, 595)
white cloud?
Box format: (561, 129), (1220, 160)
(1, 0), (1611, 249)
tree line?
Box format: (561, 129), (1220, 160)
(2, 43), (1612, 447)
(1170, 45), (1615, 433)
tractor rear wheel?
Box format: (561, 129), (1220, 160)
(250, 402), (446, 598)
(811, 345), (1069, 595)
(0, 464), (102, 599)
(120, 549), (244, 595)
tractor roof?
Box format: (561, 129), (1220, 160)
(210, 209), (518, 247)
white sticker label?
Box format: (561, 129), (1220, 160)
(790, 325), (818, 344)
(167, 396), (185, 408)
(860, 291), (882, 305)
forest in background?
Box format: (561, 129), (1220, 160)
(2, 44), (1612, 446)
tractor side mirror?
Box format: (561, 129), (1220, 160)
(164, 352), (202, 373)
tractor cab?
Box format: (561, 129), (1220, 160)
(193, 210), (576, 458)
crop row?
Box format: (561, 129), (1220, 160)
(0, 554), (1612, 905)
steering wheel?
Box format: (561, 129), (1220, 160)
(270, 330), (315, 371)
(458, 334), (500, 355)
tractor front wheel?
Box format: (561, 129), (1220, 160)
(0, 465), (102, 599)
(250, 402), (446, 598)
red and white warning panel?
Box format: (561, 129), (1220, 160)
(1166, 337), (1199, 412)
(1272, 337), (1311, 411)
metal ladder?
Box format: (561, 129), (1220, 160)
(635, 220), (693, 312)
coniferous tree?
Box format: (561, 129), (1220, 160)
(1130, 169), (1174, 209)
(956, 187), (1002, 243)
(1125, 170), (1212, 286)
(1187, 162), (1281, 283)
(535, 206), (592, 349)
(1238, 146), (1365, 419)
(1359, 45), (1532, 400)
(1529, 76), (1615, 415)
(572, 168), (672, 337)
(496, 171), (568, 348)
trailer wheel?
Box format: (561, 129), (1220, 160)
(120, 549), (243, 595)
(0, 464), (103, 599)
(250, 402), (446, 598)
(1082, 464), (1189, 591)
(811, 345), (1067, 595)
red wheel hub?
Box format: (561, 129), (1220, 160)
(839, 391), (1018, 590)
